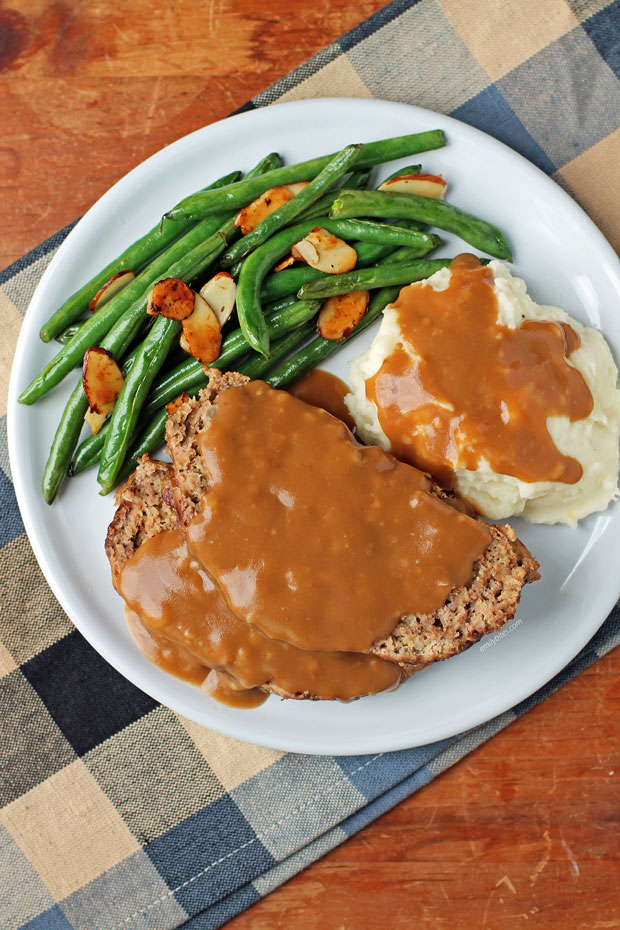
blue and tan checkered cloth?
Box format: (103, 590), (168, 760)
(3, 1), (620, 927)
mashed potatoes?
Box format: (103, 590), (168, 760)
(347, 261), (620, 526)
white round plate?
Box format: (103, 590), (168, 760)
(8, 98), (620, 755)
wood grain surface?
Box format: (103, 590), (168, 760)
(3, 1), (620, 926)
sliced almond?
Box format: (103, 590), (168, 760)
(84, 409), (107, 434)
(292, 238), (319, 265)
(274, 255), (297, 272)
(166, 392), (190, 416)
(180, 292), (222, 365)
(89, 270), (135, 312)
(146, 278), (195, 320)
(82, 347), (124, 431)
(235, 182), (310, 234)
(378, 174), (446, 199)
(317, 290), (369, 341)
(286, 181), (310, 196)
(291, 226), (357, 274)
(235, 186), (293, 234)
(199, 272), (237, 326)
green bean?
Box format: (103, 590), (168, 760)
(39, 170), (242, 343)
(298, 258), (452, 300)
(97, 315), (181, 493)
(343, 167), (373, 188)
(42, 379), (91, 503)
(236, 214), (437, 252)
(221, 144), (363, 267)
(267, 286), (400, 389)
(164, 130), (446, 220)
(259, 219), (430, 303)
(381, 164), (421, 181)
(226, 179), (424, 279)
(120, 342), (144, 378)
(43, 301), (161, 502)
(262, 294), (299, 314)
(229, 259), (244, 280)
(330, 190), (512, 260)
(236, 218), (327, 356)
(298, 168), (372, 220)
(325, 220), (439, 249)
(301, 165), (421, 223)
(378, 244), (421, 265)
(58, 315), (148, 372)
(377, 242), (442, 266)
(261, 258), (368, 305)
(42, 299), (156, 503)
(69, 423), (107, 476)
(56, 322), (84, 344)
(238, 322), (315, 379)
(240, 214), (437, 255)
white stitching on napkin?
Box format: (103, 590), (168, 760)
(116, 752), (384, 928)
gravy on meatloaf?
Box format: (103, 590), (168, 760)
(119, 527), (401, 704)
(183, 380), (492, 652)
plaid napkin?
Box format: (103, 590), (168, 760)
(3, 1), (620, 927)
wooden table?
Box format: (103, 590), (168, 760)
(3, 1), (619, 925)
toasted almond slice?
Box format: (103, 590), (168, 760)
(147, 278), (195, 319)
(84, 409), (107, 434)
(274, 255), (297, 272)
(166, 392), (190, 416)
(292, 226), (357, 274)
(235, 186), (295, 235)
(378, 174), (446, 198)
(234, 182), (311, 235)
(180, 292), (222, 365)
(89, 270), (135, 312)
(199, 272), (237, 326)
(82, 347), (124, 429)
(286, 181), (310, 196)
(292, 238), (319, 265)
(317, 290), (369, 341)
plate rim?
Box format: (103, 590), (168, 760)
(8, 96), (620, 755)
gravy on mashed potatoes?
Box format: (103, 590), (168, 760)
(347, 256), (620, 525)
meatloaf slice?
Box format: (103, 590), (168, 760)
(106, 454), (408, 700)
(165, 374), (539, 668)
(105, 455), (178, 582)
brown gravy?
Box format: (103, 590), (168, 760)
(185, 380), (492, 653)
(289, 369), (356, 431)
(125, 607), (208, 686)
(119, 528), (402, 703)
(126, 608), (267, 708)
(367, 254), (594, 488)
